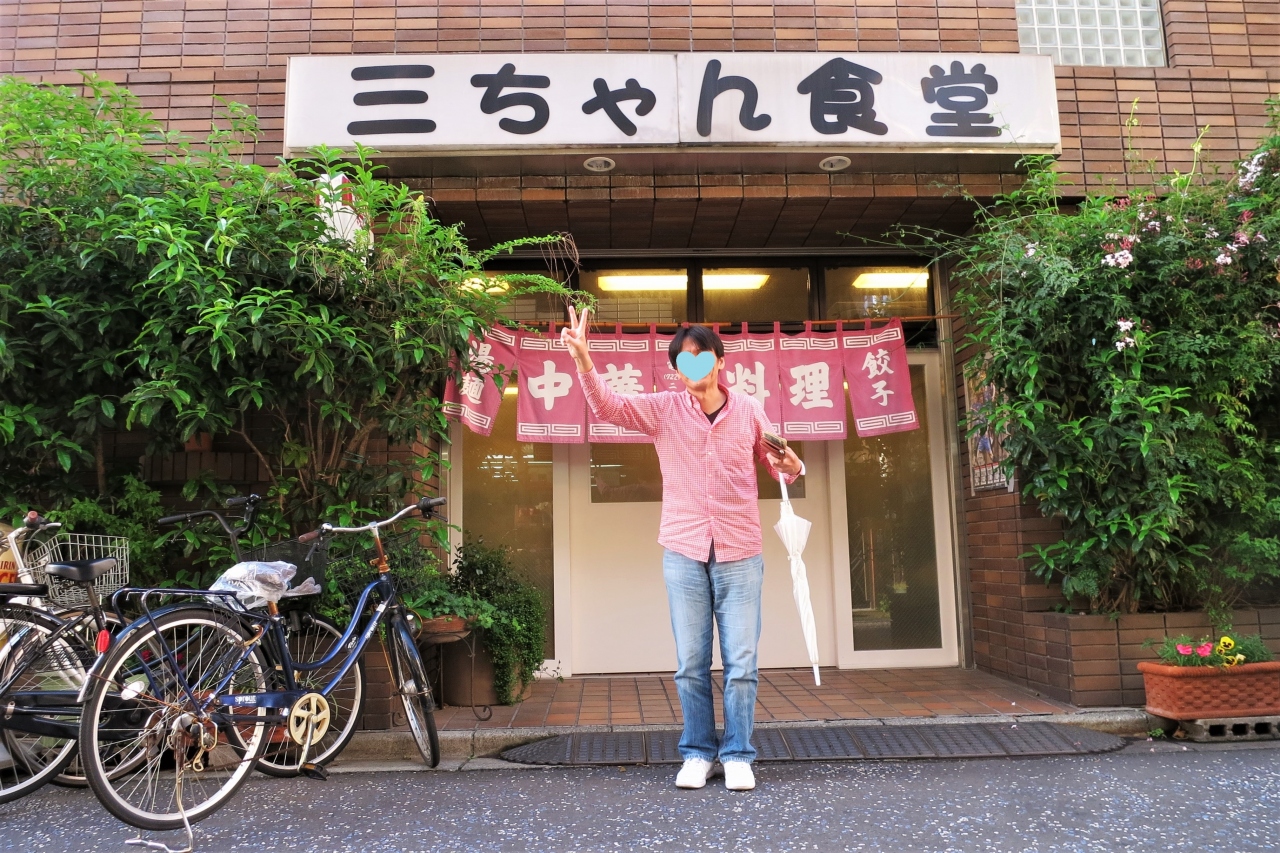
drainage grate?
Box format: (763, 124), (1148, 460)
(501, 722), (1124, 766)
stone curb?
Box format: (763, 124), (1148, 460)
(339, 708), (1155, 765)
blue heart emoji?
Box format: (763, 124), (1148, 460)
(676, 351), (716, 382)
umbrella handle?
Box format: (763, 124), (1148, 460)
(779, 476), (789, 504)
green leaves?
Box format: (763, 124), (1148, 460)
(1, 74), (573, 536)
(938, 105), (1280, 618)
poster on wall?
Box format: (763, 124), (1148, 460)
(587, 328), (654, 443)
(841, 319), (919, 438)
(964, 357), (1014, 493)
(778, 322), (847, 441)
(721, 323), (782, 435)
(442, 326), (518, 437)
(515, 329), (587, 443)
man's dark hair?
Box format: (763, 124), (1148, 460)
(668, 325), (725, 368)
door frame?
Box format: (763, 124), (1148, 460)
(827, 350), (961, 668)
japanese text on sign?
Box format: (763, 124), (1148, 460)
(285, 53), (1059, 154)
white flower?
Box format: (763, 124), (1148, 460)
(1239, 152), (1267, 191)
(1206, 228), (1219, 239)
(1216, 252), (1234, 265)
(1115, 336), (1135, 351)
(1103, 250), (1134, 269)
(1256, 232), (1268, 243)
(1145, 220), (1162, 232)
(1024, 242), (1038, 258)
(1116, 318), (1135, 333)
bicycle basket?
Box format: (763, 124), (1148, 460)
(244, 537), (330, 587)
(27, 533), (130, 607)
(323, 531), (434, 614)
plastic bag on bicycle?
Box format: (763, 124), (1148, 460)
(210, 561), (302, 610)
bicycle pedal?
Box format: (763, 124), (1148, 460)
(299, 762), (330, 782)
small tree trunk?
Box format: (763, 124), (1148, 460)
(95, 429), (108, 497)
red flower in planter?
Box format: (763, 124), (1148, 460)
(1196, 643), (1213, 657)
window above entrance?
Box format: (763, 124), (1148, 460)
(824, 266), (931, 321)
(1017, 0), (1166, 68)
(580, 268), (688, 324)
(703, 267), (810, 324)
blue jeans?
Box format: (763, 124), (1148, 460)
(662, 548), (764, 764)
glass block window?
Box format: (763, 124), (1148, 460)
(1016, 0), (1166, 68)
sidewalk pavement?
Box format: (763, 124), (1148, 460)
(337, 667), (1154, 769)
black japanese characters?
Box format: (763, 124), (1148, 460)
(920, 61), (1001, 138)
(695, 59), (771, 137)
(347, 65), (436, 136)
(470, 63), (551, 134)
(582, 78), (657, 136)
(796, 58), (888, 136)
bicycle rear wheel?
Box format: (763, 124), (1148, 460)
(388, 617), (439, 768)
(256, 611), (365, 777)
(79, 608), (269, 831)
(0, 604), (90, 805)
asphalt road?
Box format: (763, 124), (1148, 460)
(3, 741), (1278, 853)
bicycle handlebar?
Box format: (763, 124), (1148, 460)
(303, 496), (447, 541)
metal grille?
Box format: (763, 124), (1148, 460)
(26, 533), (130, 607)
(502, 723), (1126, 766)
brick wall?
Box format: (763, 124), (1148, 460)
(1162, 0), (1280, 68)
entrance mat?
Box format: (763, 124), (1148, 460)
(501, 722), (1125, 765)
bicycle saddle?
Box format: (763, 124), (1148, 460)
(0, 583), (48, 599)
(44, 557), (116, 584)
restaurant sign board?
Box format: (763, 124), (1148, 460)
(285, 52), (1059, 156)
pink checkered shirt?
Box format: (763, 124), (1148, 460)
(579, 369), (800, 564)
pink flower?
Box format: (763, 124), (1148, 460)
(1176, 643), (1194, 655)
(1197, 643), (1213, 657)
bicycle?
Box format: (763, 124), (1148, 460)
(77, 495), (447, 832)
(0, 512), (121, 804)
(158, 494), (365, 779)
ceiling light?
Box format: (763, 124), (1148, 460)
(819, 155), (852, 172)
(851, 271), (929, 289)
(703, 273), (769, 290)
(584, 156), (616, 172)
(596, 273), (770, 291)
(462, 276), (510, 294)
(597, 274), (688, 291)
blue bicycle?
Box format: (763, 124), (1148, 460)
(76, 496), (447, 831)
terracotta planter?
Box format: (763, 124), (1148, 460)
(1137, 660), (1280, 719)
(416, 614), (472, 644)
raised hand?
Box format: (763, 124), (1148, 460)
(561, 304), (594, 372)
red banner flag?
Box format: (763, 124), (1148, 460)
(721, 323), (782, 434)
(778, 322), (847, 440)
(516, 329), (586, 443)
(841, 319), (919, 438)
(588, 326), (654, 443)
(442, 325), (518, 437)
(652, 325), (684, 393)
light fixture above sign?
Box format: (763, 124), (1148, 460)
(818, 155), (852, 172)
(583, 156), (616, 172)
(284, 53), (1061, 157)
(851, 270), (929, 289)
(597, 273), (769, 291)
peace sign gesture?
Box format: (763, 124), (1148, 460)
(561, 304), (594, 373)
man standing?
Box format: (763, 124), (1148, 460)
(561, 307), (803, 792)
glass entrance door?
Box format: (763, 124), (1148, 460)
(829, 352), (960, 667)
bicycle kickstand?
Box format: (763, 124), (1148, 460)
(125, 727), (196, 853)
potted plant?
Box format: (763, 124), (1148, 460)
(1138, 632), (1280, 719)
(401, 573), (495, 644)
(442, 540), (548, 706)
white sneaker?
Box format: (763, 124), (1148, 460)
(724, 761), (755, 791)
(675, 757), (714, 789)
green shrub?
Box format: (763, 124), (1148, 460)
(451, 540), (547, 705)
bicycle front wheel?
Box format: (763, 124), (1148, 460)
(0, 604), (90, 805)
(256, 611), (365, 777)
(388, 618), (439, 768)
(79, 608), (270, 831)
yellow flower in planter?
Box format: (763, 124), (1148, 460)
(1219, 636), (1236, 651)
(1223, 653), (1247, 667)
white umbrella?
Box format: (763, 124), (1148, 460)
(773, 478), (820, 686)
